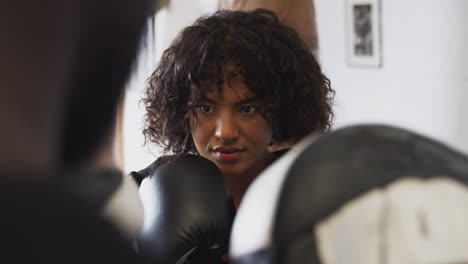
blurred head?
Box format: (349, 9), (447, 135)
(0, 0), (80, 176)
(143, 8), (334, 175)
(62, 0), (151, 168)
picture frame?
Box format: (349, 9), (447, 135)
(346, 0), (382, 67)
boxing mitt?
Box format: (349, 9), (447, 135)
(137, 154), (235, 264)
(230, 124), (468, 264)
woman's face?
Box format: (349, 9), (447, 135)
(189, 72), (275, 179)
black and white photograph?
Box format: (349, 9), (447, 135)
(346, 0), (381, 67)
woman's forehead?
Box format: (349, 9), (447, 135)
(190, 79), (256, 102)
(190, 64), (255, 99)
(207, 82), (255, 100)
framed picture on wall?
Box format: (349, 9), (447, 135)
(346, 0), (382, 67)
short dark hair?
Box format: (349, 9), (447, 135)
(62, 0), (151, 167)
(143, 8), (334, 154)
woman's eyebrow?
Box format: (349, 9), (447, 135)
(188, 96), (216, 106)
(197, 96), (217, 104)
(235, 97), (259, 106)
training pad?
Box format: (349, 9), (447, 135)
(316, 177), (468, 264)
(274, 125), (468, 264)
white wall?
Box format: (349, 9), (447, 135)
(315, 0), (468, 153)
(122, 0), (468, 173)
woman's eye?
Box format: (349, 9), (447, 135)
(197, 105), (213, 113)
(240, 105), (257, 115)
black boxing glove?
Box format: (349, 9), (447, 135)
(136, 154), (235, 264)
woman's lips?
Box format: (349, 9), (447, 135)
(213, 148), (243, 162)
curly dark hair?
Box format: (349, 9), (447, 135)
(143, 8), (334, 154)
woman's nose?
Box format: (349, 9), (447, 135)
(215, 111), (239, 143)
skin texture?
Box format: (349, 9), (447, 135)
(190, 70), (275, 207)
